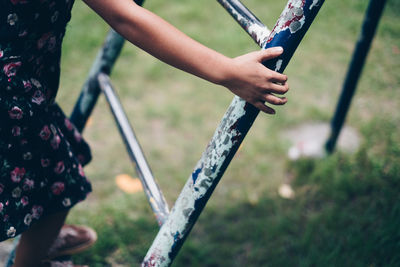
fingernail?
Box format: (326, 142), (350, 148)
(272, 46), (283, 52)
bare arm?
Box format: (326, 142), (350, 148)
(82, 0), (289, 114)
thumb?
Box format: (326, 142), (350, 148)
(257, 46), (284, 62)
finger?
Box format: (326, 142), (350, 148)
(257, 47), (284, 62)
(264, 82), (289, 95)
(254, 101), (276, 115)
(270, 73), (288, 84)
(263, 94), (287, 105)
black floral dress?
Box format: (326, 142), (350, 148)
(0, 0), (92, 241)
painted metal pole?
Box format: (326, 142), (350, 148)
(98, 73), (169, 225)
(217, 0), (270, 47)
(70, 0), (146, 131)
(69, 29), (126, 132)
(325, 0), (387, 153)
(142, 1), (325, 266)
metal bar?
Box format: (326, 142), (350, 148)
(98, 73), (170, 225)
(70, 0), (146, 131)
(69, 29), (125, 132)
(142, 1), (325, 266)
(325, 0), (387, 153)
(217, 0), (270, 47)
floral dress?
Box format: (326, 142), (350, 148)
(0, 0), (92, 241)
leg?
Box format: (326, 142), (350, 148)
(13, 210), (69, 267)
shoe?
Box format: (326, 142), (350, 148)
(46, 224), (97, 260)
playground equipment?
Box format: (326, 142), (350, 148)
(5, 0), (387, 266)
(325, 0), (387, 153)
(288, 0), (387, 158)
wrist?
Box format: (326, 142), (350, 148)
(211, 57), (237, 87)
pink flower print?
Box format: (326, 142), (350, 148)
(21, 196), (29, 206)
(31, 205), (43, 219)
(0, 183), (4, 194)
(78, 164), (85, 177)
(23, 80), (32, 92)
(74, 129), (82, 142)
(23, 179), (34, 191)
(51, 182), (65, 195)
(0, 50), (3, 58)
(54, 161), (65, 174)
(3, 61), (21, 77)
(11, 126), (21, 136)
(50, 134), (61, 149)
(0, 202), (3, 212)
(39, 125), (51, 140)
(41, 158), (50, 167)
(10, 167), (25, 183)
(37, 32), (51, 50)
(77, 155), (86, 165)
(32, 90), (45, 105)
(8, 106), (23, 120)
(64, 118), (74, 131)
(18, 30), (28, 37)
(11, 0), (29, 4)
(30, 78), (42, 88)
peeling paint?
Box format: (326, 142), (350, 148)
(275, 59), (283, 72)
(267, 0), (306, 43)
(309, 0), (321, 10)
(218, 0), (271, 47)
(142, 1), (326, 266)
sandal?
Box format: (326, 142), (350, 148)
(46, 224), (97, 260)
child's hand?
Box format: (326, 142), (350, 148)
(83, 1), (287, 115)
(220, 47), (289, 114)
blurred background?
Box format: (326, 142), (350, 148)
(7, 0), (400, 266)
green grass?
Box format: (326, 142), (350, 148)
(54, 0), (400, 266)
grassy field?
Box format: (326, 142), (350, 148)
(55, 0), (400, 266)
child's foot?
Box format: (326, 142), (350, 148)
(46, 224), (97, 260)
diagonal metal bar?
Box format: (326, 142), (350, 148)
(98, 73), (169, 225)
(325, 0), (387, 153)
(142, 1), (325, 266)
(69, 29), (126, 132)
(217, 0), (271, 47)
(68, 0), (170, 224)
(70, 0), (146, 131)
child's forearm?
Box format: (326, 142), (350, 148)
(83, 0), (234, 85)
(83, 0), (289, 114)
